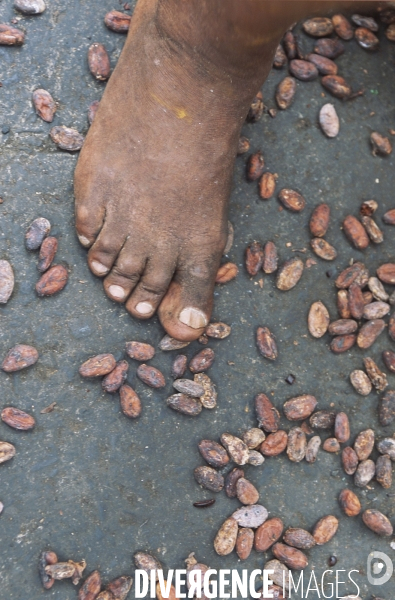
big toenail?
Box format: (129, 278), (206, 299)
(91, 261), (109, 275)
(78, 234), (91, 247)
(108, 285), (125, 300)
(135, 301), (154, 315)
(179, 307), (208, 329)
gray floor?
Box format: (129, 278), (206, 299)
(1, 1), (395, 598)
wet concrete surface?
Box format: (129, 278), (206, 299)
(0, 1), (395, 598)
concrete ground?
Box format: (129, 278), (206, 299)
(0, 1), (395, 598)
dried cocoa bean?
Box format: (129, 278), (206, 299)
(260, 431), (288, 456)
(361, 216), (384, 244)
(32, 89), (56, 123)
(104, 10), (131, 33)
(245, 241), (264, 275)
(232, 504), (268, 528)
(283, 31), (296, 59)
(39, 551), (58, 590)
(363, 291), (373, 305)
(167, 394), (202, 416)
(330, 334), (356, 354)
(308, 302), (330, 337)
(376, 454), (392, 489)
(255, 393), (280, 432)
(354, 459), (376, 487)
(50, 126), (84, 152)
(379, 390), (395, 426)
(15, 0), (46, 14)
(0, 23), (25, 45)
(2, 344), (39, 373)
(262, 242), (278, 274)
(332, 14), (354, 39)
(336, 262), (369, 289)
(334, 412), (350, 443)
(225, 468), (244, 498)
(383, 209), (395, 225)
(322, 76), (351, 101)
(357, 319), (386, 349)
(237, 478), (259, 505)
(87, 100), (99, 125)
(243, 428), (265, 449)
(342, 447), (359, 475)
(137, 364), (165, 387)
(156, 582), (178, 600)
(315, 38), (345, 59)
(126, 341), (155, 361)
(386, 22), (395, 40)
(368, 277), (389, 301)
(278, 188), (305, 212)
(276, 258), (303, 291)
(36, 264), (68, 296)
(350, 370), (372, 396)
(171, 355), (187, 378)
(237, 136), (250, 155)
(339, 489), (361, 517)
(319, 104), (339, 138)
(377, 437), (395, 460)
(283, 528), (316, 550)
(287, 427), (306, 462)
(0, 441), (16, 464)
(351, 14), (378, 30)
(272, 543), (308, 570)
(323, 437), (340, 453)
(343, 216), (370, 250)
(25, 217), (51, 250)
(383, 351), (395, 374)
(289, 59), (318, 81)
(259, 173), (277, 200)
(0, 260), (14, 304)
(248, 450), (265, 466)
(371, 132), (392, 156)
(307, 54), (338, 75)
(45, 563), (75, 581)
(305, 435), (321, 463)
(215, 262), (238, 284)
(173, 379), (204, 397)
(354, 429), (375, 460)
(107, 576), (133, 600)
(214, 518), (238, 556)
(158, 335), (189, 351)
(198, 440), (229, 468)
(247, 152), (265, 182)
(194, 373), (217, 409)
(236, 528), (254, 561)
(189, 348), (214, 373)
(312, 515), (338, 545)
(220, 433), (249, 465)
(355, 27), (379, 50)
(38, 237), (58, 272)
(134, 552), (162, 577)
(1, 407), (35, 431)
(309, 204), (330, 237)
(79, 354), (116, 377)
(303, 17), (334, 37)
(119, 385), (141, 418)
(79, 570), (101, 600)
(361, 199), (378, 216)
(337, 291), (350, 319)
(377, 263), (395, 284)
(309, 410), (336, 429)
(256, 327), (278, 361)
(263, 560), (290, 590)
(328, 319), (357, 335)
(276, 77), (296, 110)
(254, 518), (283, 552)
(362, 509), (393, 536)
(247, 91), (264, 123)
(273, 44), (287, 69)
(363, 357), (388, 391)
(102, 360), (128, 393)
(205, 322), (231, 339)
(283, 395), (317, 421)
(194, 466), (224, 492)
(310, 238), (337, 261)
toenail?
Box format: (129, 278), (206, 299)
(135, 301), (154, 315)
(78, 234), (91, 247)
(108, 285), (126, 300)
(179, 307), (208, 329)
(91, 260), (109, 275)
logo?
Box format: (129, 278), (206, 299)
(367, 551), (393, 586)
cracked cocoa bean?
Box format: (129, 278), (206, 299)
(173, 379), (204, 397)
(243, 428), (265, 449)
(247, 91), (264, 122)
(287, 427), (306, 462)
(237, 136), (250, 154)
(371, 132), (392, 156)
(79, 570), (102, 600)
(0, 23), (25, 45)
(363, 357), (387, 391)
(39, 551), (58, 590)
(305, 436), (321, 463)
(194, 373), (217, 409)
(215, 262), (238, 283)
(336, 262), (368, 289)
(309, 410), (336, 430)
(205, 322), (231, 339)
(311, 238), (337, 260)
(220, 433), (249, 465)
(194, 466), (224, 492)
(355, 27), (379, 50)
(361, 216), (384, 244)
(32, 89), (56, 122)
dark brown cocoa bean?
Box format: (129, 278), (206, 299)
(377, 264), (395, 285)
(312, 515), (338, 545)
(38, 237), (58, 272)
(171, 355), (187, 378)
(79, 353), (116, 377)
(256, 327), (278, 360)
(351, 14), (378, 30)
(225, 468), (244, 498)
(337, 290), (350, 319)
(0, 260), (14, 304)
(107, 576), (133, 600)
(198, 440), (229, 468)
(383, 351), (395, 374)
(167, 394), (202, 416)
(342, 447), (359, 475)
(102, 360), (128, 393)
(215, 262), (238, 284)
(362, 509), (393, 536)
(339, 489), (361, 517)
(361, 216), (384, 244)
(354, 429), (375, 460)
(87, 100), (100, 125)
(363, 357), (388, 391)
(0, 23), (25, 45)
(336, 262), (368, 289)
(283, 528), (316, 549)
(32, 89), (56, 123)
(323, 438), (340, 453)
(2, 344), (39, 372)
(220, 433), (249, 465)
(104, 10), (131, 33)
(328, 319), (357, 335)
(308, 302), (330, 338)
(355, 27), (379, 50)
(214, 518), (238, 556)
(330, 334), (356, 354)
(79, 570), (101, 600)
(237, 136), (250, 154)
(303, 17), (334, 37)
(194, 466), (224, 492)
(137, 364), (165, 387)
(334, 412), (350, 443)
(50, 126), (84, 152)
(119, 385), (142, 418)
(1, 407), (35, 431)
(236, 528), (254, 561)
(126, 341), (155, 361)
(278, 188), (305, 212)
(380, 7), (395, 24)
(350, 370), (372, 396)
(236, 478), (260, 505)
(314, 38), (345, 59)
(354, 459), (376, 487)
(193, 499), (215, 508)
(283, 395), (317, 421)
(260, 431), (288, 456)
(332, 14), (354, 39)
(276, 77), (296, 110)
(357, 319), (386, 349)
(289, 59), (318, 81)
(245, 241), (264, 275)
(310, 203), (330, 237)
(36, 264), (68, 296)
(371, 132), (392, 156)
(307, 54), (337, 75)
(272, 543), (308, 570)
(305, 435), (321, 463)
(273, 44), (287, 69)
(309, 410), (336, 430)
(376, 455), (392, 489)
(259, 173), (277, 200)
(25, 217), (51, 251)
(189, 348), (214, 373)
(383, 208), (395, 225)
(232, 505), (268, 528)
(194, 373), (217, 409)
(262, 241), (278, 273)
(254, 518), (283, 552)
(255, 394), (280, 432)
(379, 390), (395, 426)
(287, 427), (306, 462)
(247, 152), (265, 181)
(276, 258), (304, 291)
(246, 91), (264, 123)
(348, 283), (364, 319)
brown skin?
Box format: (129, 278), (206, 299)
(74, 0), (380, 341)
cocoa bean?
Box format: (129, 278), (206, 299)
(379, 7), (395, 24)
(289, 59), (318, 81)
(382, 351), (395, 374)
(79, 353), (116, 377)
(386, 22), (395, 40)
(102, 360), (128, 393)
(215, 262), (238, 284)
(2, 344), (39, 372)
(336, 262), (369, 289)
(214, 518), (238, 556)
(225, 468), (244, 498)
(236, 528), (254, 561)
(332, 14), (354, 40)
(167, 394), (202, 416)
(351, 14), (378, 30)
(189, 348), (214, 373)
(278, 188), (305, 212)
(305, 435), (321, 463)
(0, 23), (25, 45)
(45, 563), (75, 581)
(198, 440), (229, 468)
(343, 216), (370, 250)
(354, 459), (376, 487)
(194, 373), (217, 409)
(126, 341), (155, 361)
(137, 364), (165, 388)
(379, 390), (395, 426)
(259, 173), (277, 200)
(328, 319), (357, 335)
(0, 441), (16, 464)
(342, 447), (359, 475)
(1, 407), (35, 431)
(283, 394), (317, 421)
(237, 136), (250, 155)
(247, 152), (265, 182)
(194, 466), (224, 492)
(0, 260), (14, 304)
(174, 377), (205, 397)
(371, 132), (392, 156)
(38, 237), (58, 272)
(134, 552), (161, 577)
(377, 437), (395, 460)
(361, 216), (384, 244)
(283, 528), (316, 550)
(323, 437), (340, 453)
(245, 241), (264, 275)
(248, 450), (265, 466)
(276, 258), (304, 291)
(322, 75), (351, 100)
(276, 77), (296, 110)
(237, 478), (259, 505)
(158, 335), (189, 351)
(14, 0), (46, 14)
(255, 393), (280, 432)
(243, 428), (265, 449)
(284, 31), (296, 59)
(220, 433), (249, 465)
(315, 38), (345, 59)
(307, 54), (338, 75)
(193, 499), (215, 509)
(287, 427), (306, 462)
(260, 431), (288, 456)
(272, 543), (308, 570)
(25, 217), (51, 250)
(273, 44), (287, 69)
(363, 357), (388, 391)
(312, 515), (338, 545)
(377, 263), (395, 284)
(300, 420), (313, 434)
(355, 27), (379, 50)
(256, 327), (278, 360)
(350, 370), (372, 396)
(303, 17), (334, 37)
(361, 199), (378, 216)
(50, 126), (84, 152)
(263, 560), (290, 590)
(255, 518), (283, 552)
(107, 576), (133, 600)
(79, 570), (101, 600)
(383, 209), (395, 225)
(156, 582), (178, 600)
(39, 551), (58, 590)
(232, 504), (268, 528)
(368, 277), (389, 301)
(330, 334), (356, 354)
(87, 100), (99, 125)
(339, 489), (361, 517)
(376, 455), (392, 489)
(104, 10), (131, 33)
(357, 319), (386, 349)
(309, 204), (330, 237)
(308, 302), (330, 338)
(36, 264), (68, 297)
(263, 241), (278, 273)
(205, 322), (231, 339)
(337, 290), (350, 319)
(319, 103), (339, 138)
(363, 291), (373, 304)
(309, 410), (336, 430)
(354, 429), (375, 460)
(171, 355), (187, 378)
(334, 412), (350, 443)
(310, 238), (337, 261)
(119, 385), (141, 418)
(362, 509), (393, 536)
(246, 91), (264, 123)
(32, 89), (56, 123)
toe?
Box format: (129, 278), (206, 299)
(125, 256), (176, 318)
(87, 222), (127, 277)
(103, 238), (148, 302)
